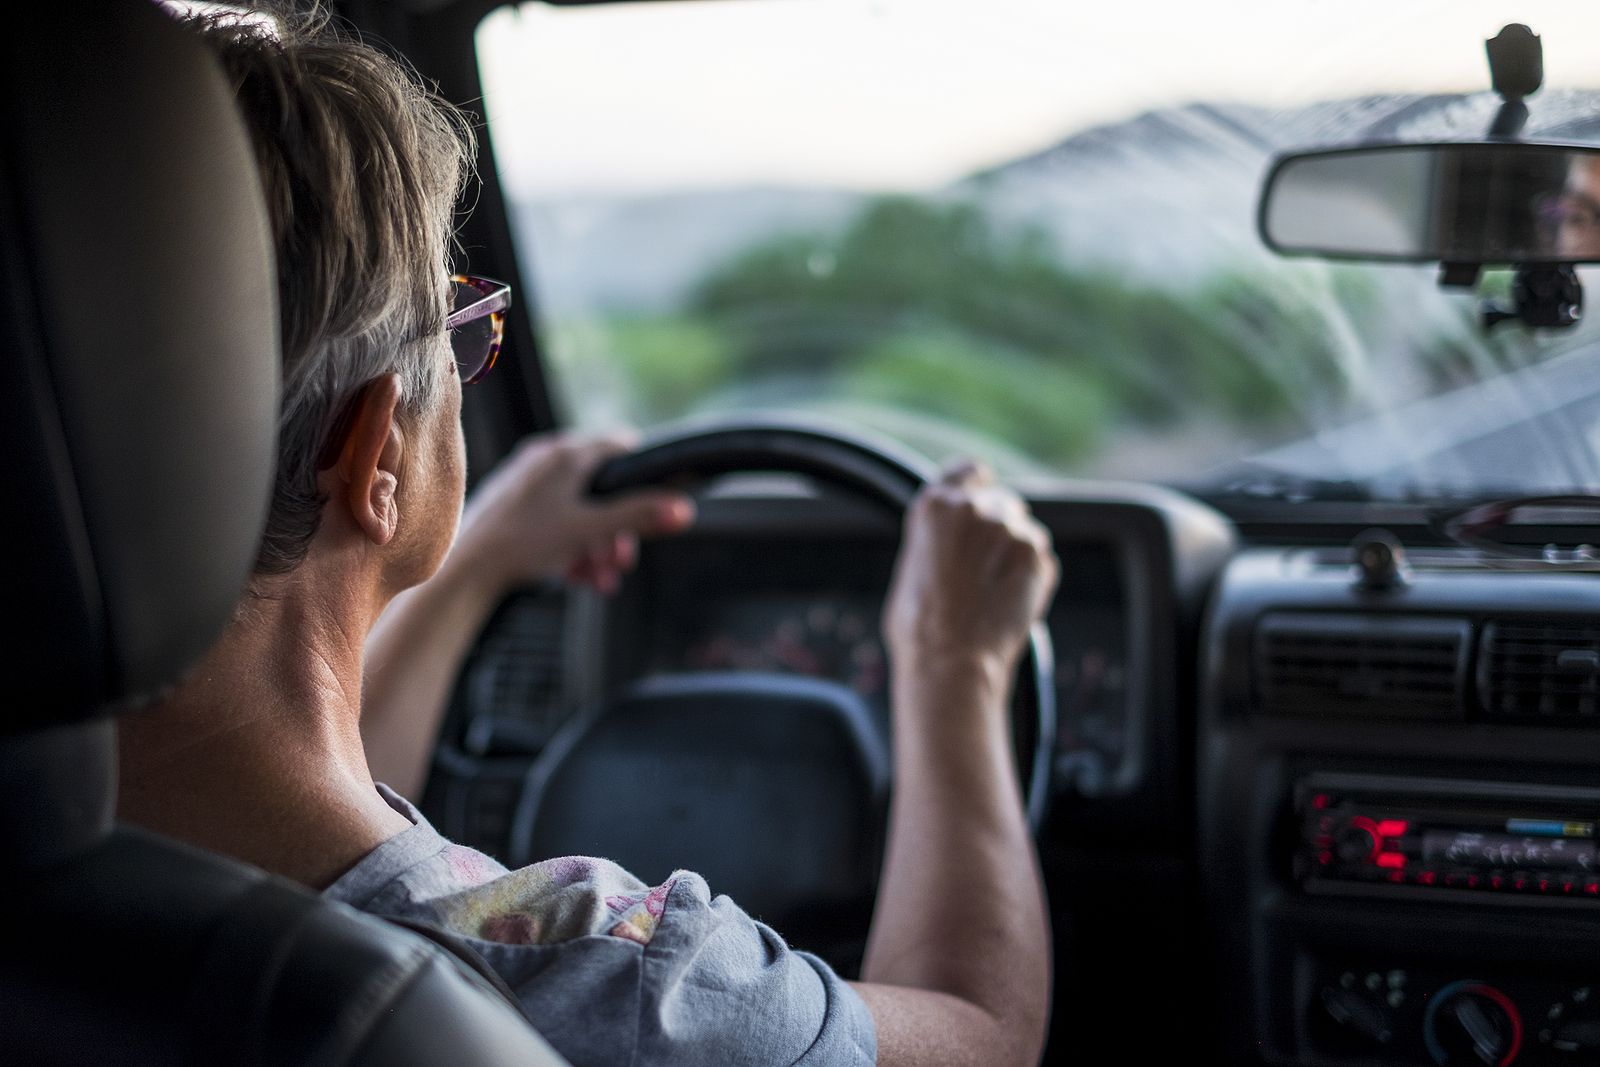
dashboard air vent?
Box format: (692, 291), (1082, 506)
(1479, 620), (1600, 722)
(1255, 613), (1469, 720)
(456, 589), (574, 756)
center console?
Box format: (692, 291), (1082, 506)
(1199, 548), (1600, 1066)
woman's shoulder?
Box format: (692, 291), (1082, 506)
(345, 840), (875, 1066)
(409, 845), (705, 949)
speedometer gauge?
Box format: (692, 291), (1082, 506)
(682, 597), (887, 702)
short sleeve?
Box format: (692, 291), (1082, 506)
(334, 827), (879, 1067)
(634, 873), (877, 1066)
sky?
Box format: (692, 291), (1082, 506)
(476, 0), (1600, 197)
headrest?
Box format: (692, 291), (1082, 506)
(0, 1), (280, 731)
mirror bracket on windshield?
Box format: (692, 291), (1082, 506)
(1483, 264), (1582, 329)
(1438, 260), (1584, 330)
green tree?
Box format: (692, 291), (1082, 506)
(592, 193), (1524, 470)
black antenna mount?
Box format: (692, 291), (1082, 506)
(1486, 24), (1542, 138)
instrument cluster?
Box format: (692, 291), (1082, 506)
(667, 595), (889, 703)
(632, 536), (1135, 787)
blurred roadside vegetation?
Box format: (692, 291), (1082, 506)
(569, 195), (1492, 472)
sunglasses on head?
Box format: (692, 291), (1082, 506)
(448, 274), (512, 386)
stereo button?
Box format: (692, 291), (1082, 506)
(1336, 824), (1381, 864)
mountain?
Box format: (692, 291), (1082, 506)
(509, 91), (1600, 314)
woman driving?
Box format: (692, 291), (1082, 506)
(118, 8), (1055, 1066)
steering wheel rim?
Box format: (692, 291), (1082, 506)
(589, 415), (1056, 830)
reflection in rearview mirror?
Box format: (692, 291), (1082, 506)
(1260, 143), (1600, 264)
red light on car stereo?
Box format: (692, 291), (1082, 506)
(1294, 782), (1600, 905)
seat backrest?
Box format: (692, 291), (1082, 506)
(0, 3), (565, 1063)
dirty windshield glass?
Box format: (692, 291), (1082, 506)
(477, 0), (1600, 502)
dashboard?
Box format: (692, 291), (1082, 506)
(419, 469), (1600, 1067)
(1202, 547), (1600, 1067)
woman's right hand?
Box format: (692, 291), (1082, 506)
(860, 458), (1058, 1067)
(881, 460), (1058, 692)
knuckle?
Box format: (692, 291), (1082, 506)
(1002, 538), (1035, 565)
(552, 441), (584, 469)
(925, 487), (963, 514)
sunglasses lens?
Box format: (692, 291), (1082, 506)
(450, 280), (497, 383)
(451, 314), (493, 381)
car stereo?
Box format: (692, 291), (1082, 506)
(1294, 774), (1600, 902)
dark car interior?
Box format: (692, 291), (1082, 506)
(9, 1), (1600, 1065)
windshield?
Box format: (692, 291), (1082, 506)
(476, 0), (1600, 502)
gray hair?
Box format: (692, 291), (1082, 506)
(180, 5), (476, 574)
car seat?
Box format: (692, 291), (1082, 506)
(0, 3), (566, 1064)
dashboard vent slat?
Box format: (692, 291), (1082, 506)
(1254, 613), (1470, 720)
(1479, 621), (1600, 722)
(457, 589), (574, 754)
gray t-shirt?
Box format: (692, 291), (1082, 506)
(325, 785), (877, 1067)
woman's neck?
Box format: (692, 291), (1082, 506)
(117, 567), (412, 889)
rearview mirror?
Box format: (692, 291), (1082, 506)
(1259, 143), (1600, 264)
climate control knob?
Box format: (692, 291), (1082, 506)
(1424, 981), (1524, 1066)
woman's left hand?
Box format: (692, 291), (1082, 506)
(452, 431), (695, 596)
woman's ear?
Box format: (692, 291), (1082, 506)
(331, 374), (405, 547)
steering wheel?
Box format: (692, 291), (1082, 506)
(508, 417), (1053, 964)
(587, 416), (1055, 827)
